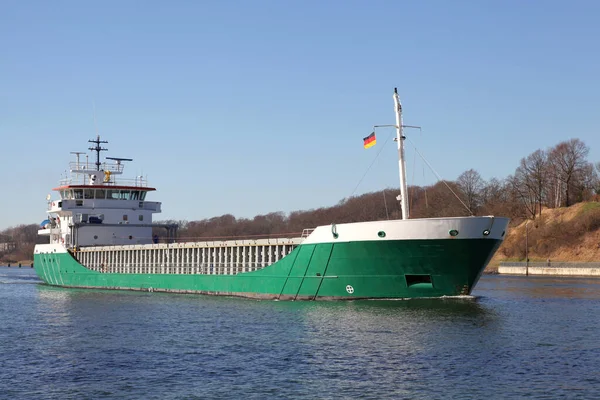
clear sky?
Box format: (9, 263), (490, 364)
(1, 0), (599, 229)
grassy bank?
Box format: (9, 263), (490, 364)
(487, 202), (600, 271)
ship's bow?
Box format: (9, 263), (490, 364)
(300, 216), (509, 299)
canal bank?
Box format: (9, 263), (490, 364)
(498, 262), (600, 276)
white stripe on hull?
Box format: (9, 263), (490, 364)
(302, 216), (509, 244)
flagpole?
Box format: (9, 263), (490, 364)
(393, 88), (409, 220)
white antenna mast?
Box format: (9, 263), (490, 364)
(372, 89), (421, 220)
(393, 88), (409, 220)
(93, 101), (99, 137)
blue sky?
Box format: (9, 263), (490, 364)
(1, 0), (599, 229)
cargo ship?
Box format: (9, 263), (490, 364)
(33, 90), (509, 299)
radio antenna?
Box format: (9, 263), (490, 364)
(93, 101), (99, 137)
(88, 136), (108, 171)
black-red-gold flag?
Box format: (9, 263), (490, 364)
(363, 132), (376, 149)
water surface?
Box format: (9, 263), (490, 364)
(1, 267), (599, 399)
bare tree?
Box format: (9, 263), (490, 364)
(480, 177), (518, 217)
(594, 162), (600, 197)
(572, 162), (598, 202)
(456, 169), (485, 215)
(411, 181), (471, 218)
(514, 149), (548, 218)
(481, 177), (502, 210)
(548, 139), (590, 207)
(509, 173), (537, 219)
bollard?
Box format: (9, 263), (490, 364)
(31, 263), (34, 268)
(18, 263), (21, 268)
(7, 263), (10, 268)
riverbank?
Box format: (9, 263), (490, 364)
(488, 202), (600, 273)
(497, 261), (600, 276)
(0, 261), (33, 268)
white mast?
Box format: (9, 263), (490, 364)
(393, 88), (409, 220)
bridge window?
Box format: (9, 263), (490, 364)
(84, 189), (94, 199)
(73, 189), (84, 199)
(100, 190), (148, 200)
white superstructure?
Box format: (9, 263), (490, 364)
(38, 136), (169, 247)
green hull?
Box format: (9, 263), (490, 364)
(34, 239), (502, 299)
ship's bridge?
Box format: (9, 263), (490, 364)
(41, 136), (166, 247)
(45, 183), (163, 246)
(47, 184), (160, 214)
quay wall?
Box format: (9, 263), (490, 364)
(498, 262), (600, 276)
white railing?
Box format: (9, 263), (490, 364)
(58, 161), (149, 187)
(58, 177), (151, 187)
(69, 161), (124, 174)
(301, 228), (315, 238)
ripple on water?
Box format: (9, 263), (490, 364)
(1, 270), (600, 399)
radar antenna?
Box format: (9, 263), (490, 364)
(88, 135), (108, 171)
(106, 157), (133, 164)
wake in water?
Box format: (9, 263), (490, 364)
(0, 272), (43, 284)
(366, 294), (477, 301)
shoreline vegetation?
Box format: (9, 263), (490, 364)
(2, 138), (599, 269)
(2, 201), (599, 272)
(2, 200), (599, 273)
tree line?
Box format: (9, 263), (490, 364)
(2, 138), (599, 261)
(0, 225), (44, 263)
(166, 138), (600, 240)
(409, 138), (600, 221)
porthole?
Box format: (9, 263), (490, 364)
(482, 229), (490, 236)
(94, 235), (98, 240)
(449, 229), (459, 237)
(378, 231), (386, 238)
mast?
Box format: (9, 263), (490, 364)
(393, 88), (409, 220)
(88, 135), (108, 171)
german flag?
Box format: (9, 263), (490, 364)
(363, 132), (376, 149)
